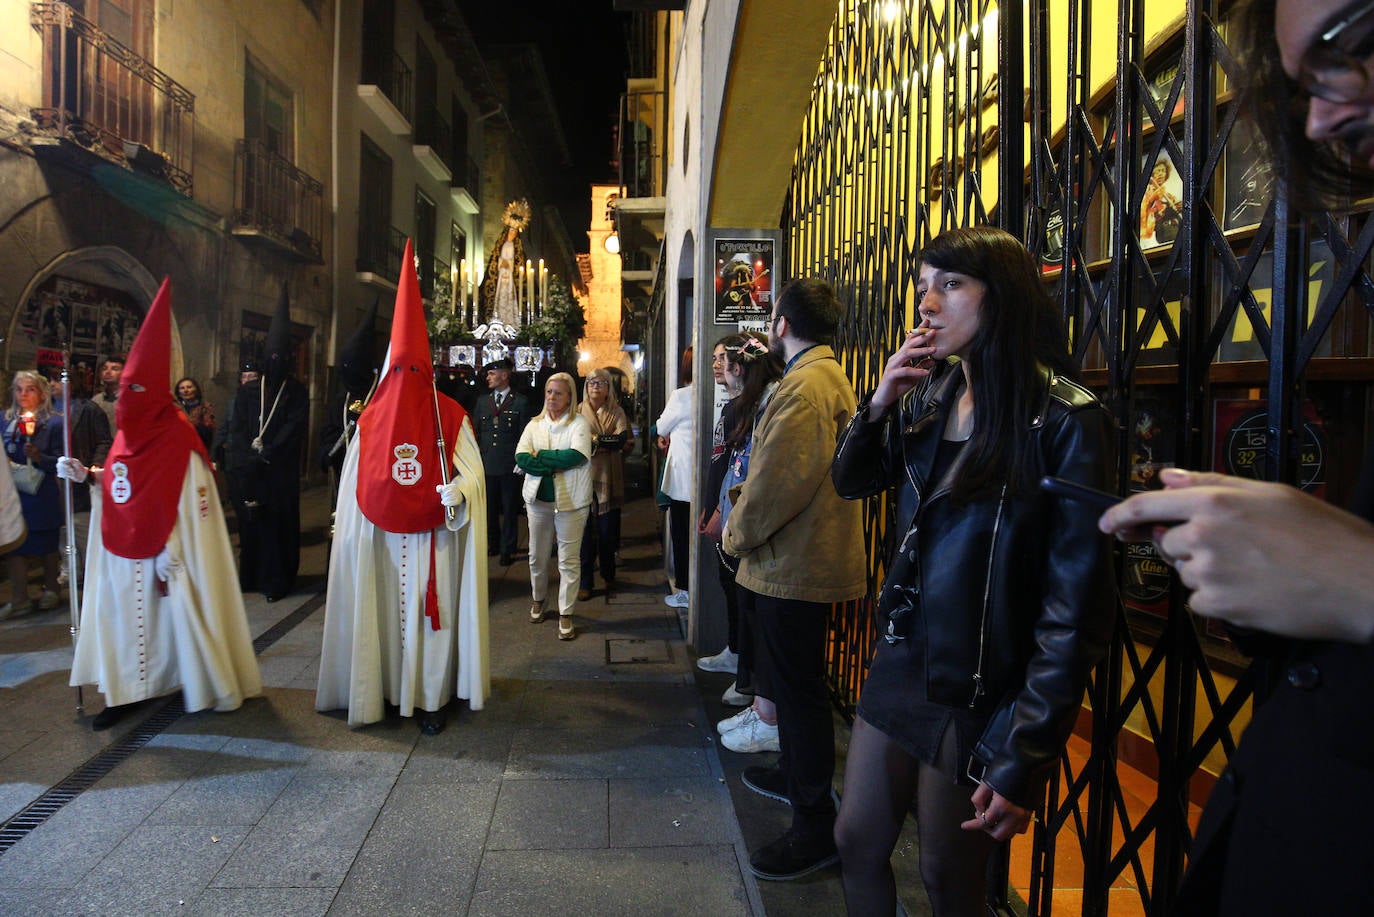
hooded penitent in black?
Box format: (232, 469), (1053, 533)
(227, 283), (309, 602)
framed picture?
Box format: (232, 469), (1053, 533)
(1222, 120), (1273, 231)
(1140, 148), (1184, 250)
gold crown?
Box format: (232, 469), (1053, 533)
(112, 463), (128, 477)
(393, 443), (418, 459)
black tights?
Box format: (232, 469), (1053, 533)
(835, 716), (996, 916)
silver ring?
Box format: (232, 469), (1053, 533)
(977, 810), (988, 825)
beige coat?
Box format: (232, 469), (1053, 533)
(723, 345), (867, 603)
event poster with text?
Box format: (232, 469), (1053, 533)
(714, 239), (773, 323)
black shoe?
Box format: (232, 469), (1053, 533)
(742, 765), (790, 804)
(500, 554), (512, 566)
(748, 828), (839, 881)
(418, 708), (447, 735)
(92, 703), (132, 731)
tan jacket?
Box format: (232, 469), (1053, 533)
(722, 345), (866, 603)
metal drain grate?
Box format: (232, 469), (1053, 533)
(0, 591), (326, 854)
(605, 638), (673, 664)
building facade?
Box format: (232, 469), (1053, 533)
(0, 0), (332, 426)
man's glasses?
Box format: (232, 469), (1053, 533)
(1298, 0), (1374, 103)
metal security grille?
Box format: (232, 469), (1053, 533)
(787, 0), (1374, 913)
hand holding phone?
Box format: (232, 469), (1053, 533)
(1039, 476), (1121, 512)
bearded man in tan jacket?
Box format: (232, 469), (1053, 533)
(723, 276), (866, 881)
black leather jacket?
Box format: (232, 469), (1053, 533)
(832, 364), (1116, 805)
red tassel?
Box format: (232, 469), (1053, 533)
(425, 536), (441, 631)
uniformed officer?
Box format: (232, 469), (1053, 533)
(474, 358), (528, 565)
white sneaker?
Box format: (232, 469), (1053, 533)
(721, 716), (780, 753)
(663, 590), (689, 608)
(37, 590), (60, 611)
(718, 706), (757, 735)
(722, 681), (751, 706)
(697, 647), (739, 674)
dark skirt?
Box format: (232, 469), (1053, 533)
(856, 635), (989, 784)
(12, 526), (57, 556)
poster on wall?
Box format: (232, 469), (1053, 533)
(13, 276), (144, 375)
(1212, 399), (1327, 496)
(1140, 148), (1184, 250)
(1121, 395), (1177, 619)
(714, 239), (774, 323)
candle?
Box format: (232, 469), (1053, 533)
(21, 411), (35, 437)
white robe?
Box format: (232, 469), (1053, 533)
(0, 458), (25, 553)
(70, 456), (263, 711)
(315, 421), (488, 726)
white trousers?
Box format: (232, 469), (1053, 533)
(525, 501), (589, 618)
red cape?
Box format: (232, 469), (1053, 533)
(355, 390), (469, 533)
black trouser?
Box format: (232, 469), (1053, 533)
(485, 472), (522, 556)
(742, 587), (836, 837)
(668, 499), (690, 591)
(580, 505), (620, 589)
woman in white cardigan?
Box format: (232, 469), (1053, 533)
(515, 372), (592, 640)
(655, 348), (693, 607)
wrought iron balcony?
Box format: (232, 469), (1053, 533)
(416, 109), (452, 167)
(451, 154), (480, 214)
(357, 225), (406, 281)
(618, 88), (665, 199)
(29, 1), (195, 196)
(413, 108), (452, 182)
(230, 139), (324, 263)
(358, 48), (413, 133)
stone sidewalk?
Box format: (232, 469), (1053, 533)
(0, 466), (931, 916)
(0, 475), (768, 916)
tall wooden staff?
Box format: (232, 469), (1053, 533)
(60, 356), (83, 712)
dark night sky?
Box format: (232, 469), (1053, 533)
(459, 0), (631, 252)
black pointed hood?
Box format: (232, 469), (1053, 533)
(265, 283), (292, 385)
(338, 294), (380, 396)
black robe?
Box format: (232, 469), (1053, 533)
(226, 376), (308, 598)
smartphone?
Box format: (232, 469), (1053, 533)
(1038, 476), (1121, 512)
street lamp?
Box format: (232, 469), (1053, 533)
(604, 232), (620, 254)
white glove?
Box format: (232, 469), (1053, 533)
(154, 547), (182, 582)
(436, 479), (465, 508)
(56, 456), (89, 483)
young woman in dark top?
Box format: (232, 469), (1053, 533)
(831, 226), (1115, 915)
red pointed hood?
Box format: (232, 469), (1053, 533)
(356, 239), (468, 533)
(103, 278), (210, 558)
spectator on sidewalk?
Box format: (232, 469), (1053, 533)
(722, 277), (867, 881)
(2, 371), (65, 618)
(702, 332), (784, 754)
(579, 367), (633, 599)
(516, 372), (592, 641)
(655, 347), (693, 608)
(174, 377), (216, 452)
(93, 356), (123, 433)
(832, 226), (1115, 915)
